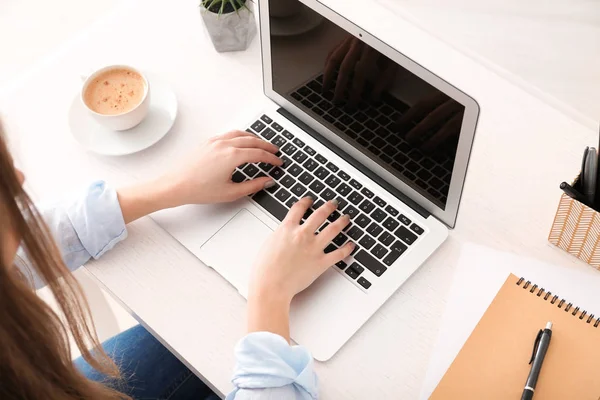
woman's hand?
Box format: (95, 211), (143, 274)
(247, 197), (355, 342)
(161, 130), (282, 206)
(117, 130), (282, 223)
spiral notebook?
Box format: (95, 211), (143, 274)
(429, 270), (600, 399)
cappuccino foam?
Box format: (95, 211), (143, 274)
(84, 68), (145, 115)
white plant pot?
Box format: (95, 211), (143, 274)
(200, 2), (256, 53)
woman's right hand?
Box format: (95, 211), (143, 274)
(247, 197), (355, 341)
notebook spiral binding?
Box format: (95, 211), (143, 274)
(516, 277), (600, 327)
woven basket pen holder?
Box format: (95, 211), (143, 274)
(549, 177), (600, 268)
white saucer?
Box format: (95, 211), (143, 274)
(68, 72), (177, 156)
(270, 6), (324, 37)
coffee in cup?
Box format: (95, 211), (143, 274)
(81, 65), (150, 131)
(84, 68), (145, 115)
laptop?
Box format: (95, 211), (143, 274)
(153, 0), (479, 361)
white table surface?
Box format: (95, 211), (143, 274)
(1, 0), (598, 398)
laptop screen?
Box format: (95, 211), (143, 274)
(268, 1), (466, 211)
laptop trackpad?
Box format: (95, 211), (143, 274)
(198, 208), (273, 297)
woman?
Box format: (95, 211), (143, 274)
(0, 122), (353, 399)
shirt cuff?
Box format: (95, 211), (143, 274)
(228, 332), (318, 399)
(66, 181), (127, 259)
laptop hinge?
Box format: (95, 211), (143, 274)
(278, 108), (431, 219)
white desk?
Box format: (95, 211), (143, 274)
(1, 0), (598, 398)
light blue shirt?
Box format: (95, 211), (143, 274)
(19, 181), (318, 400)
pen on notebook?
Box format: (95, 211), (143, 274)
(560, 182), (589, 205)
(521, 322), (553, 400)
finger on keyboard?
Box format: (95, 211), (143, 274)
(303, 199), (339, 232)
(318, 214), (351, 245)
(323, 241), (355, 267)
(226, 136), (279, 153)
(217, 130), (255, 140)
(236, 148), (282, 166)
(284, 197), (313, 225)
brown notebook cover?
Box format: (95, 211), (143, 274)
(430, 274), (600, 399)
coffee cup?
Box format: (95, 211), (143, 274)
(81, 65), (150, 131)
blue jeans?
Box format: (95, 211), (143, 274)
(74, 325), (220, 400)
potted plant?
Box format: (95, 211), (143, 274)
(200, 0), (256, 53)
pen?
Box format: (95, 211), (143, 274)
(580, 146), (589, 186)
(560, 182), (589, 205)
(596, 127), (600, 207)
(583, 147), (598, 204)
(521, 322), (553, 400)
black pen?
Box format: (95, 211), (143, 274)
(596, 127), (600, 207)
(560, 182), (589, 205)
(581, 146), (589, 186)
(521, 322), (553, 400)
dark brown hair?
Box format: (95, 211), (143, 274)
(0, 121), (128, 399)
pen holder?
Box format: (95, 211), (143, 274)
(549, 178), (600, 268)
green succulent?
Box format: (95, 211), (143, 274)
(201, 0), (249, 15)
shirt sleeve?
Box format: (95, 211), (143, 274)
(17, 181), (127, 289)
(226, 332), (318, 400)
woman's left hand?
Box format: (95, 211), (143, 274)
(160, 130), (282, 207)
(118, 130), (282, 224)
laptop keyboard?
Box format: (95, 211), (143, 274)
(290, 74), (455, 206)
(234, 115), (425, 291)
